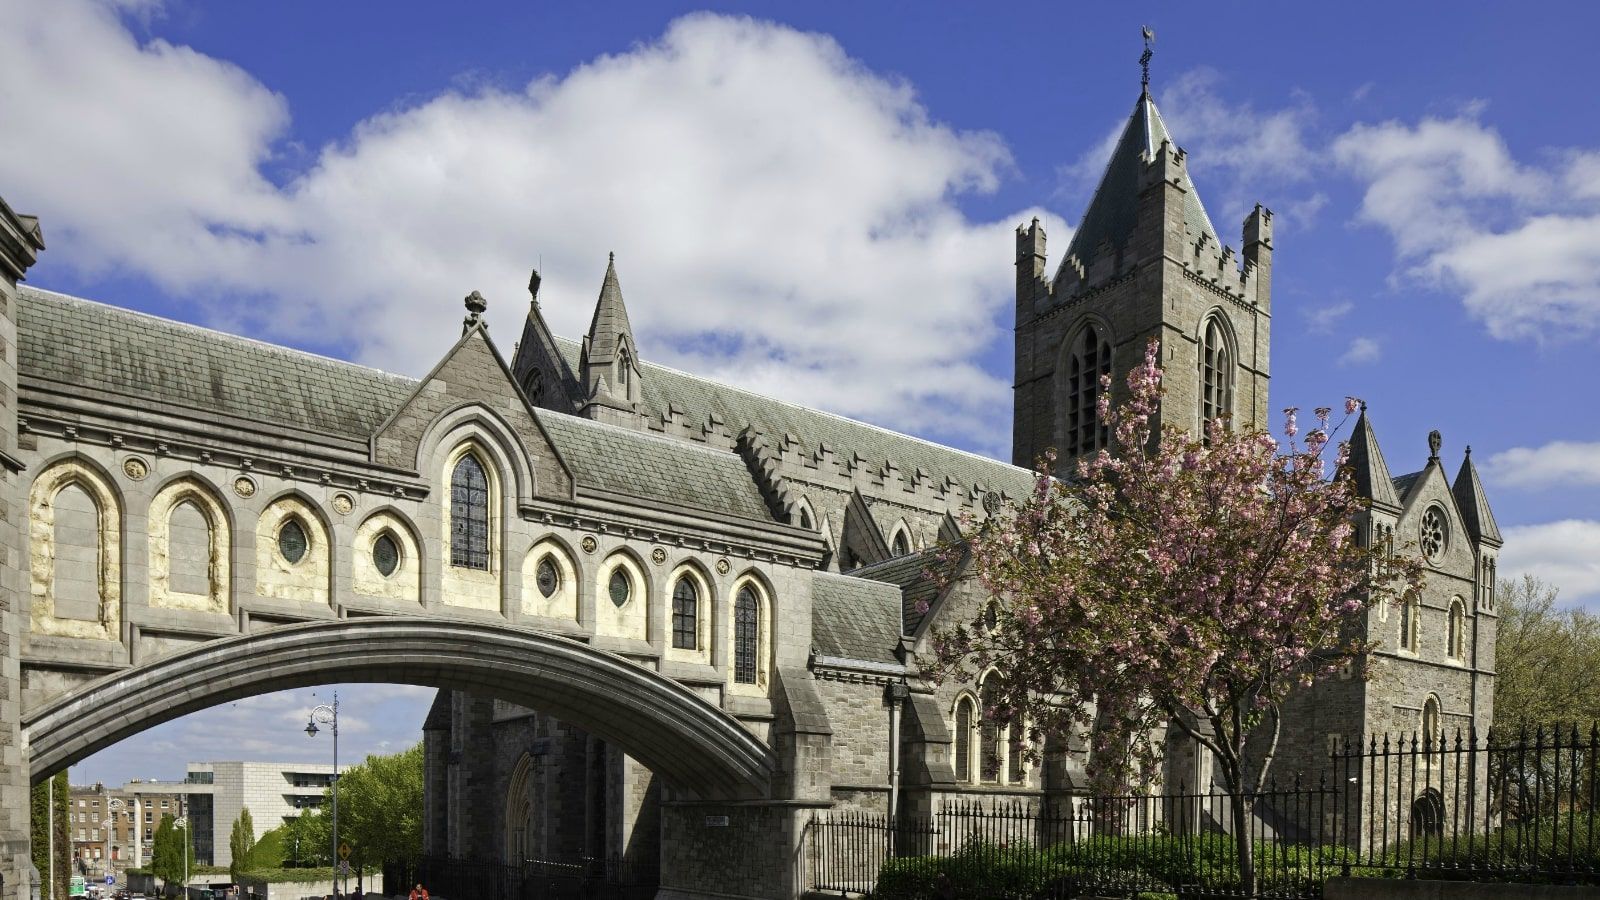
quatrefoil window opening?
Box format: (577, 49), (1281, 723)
(1421, 508), (1447, 562)
(278, 518), (308, 565)
(609, 568), (631, 608)
(536, 556), (560, 598)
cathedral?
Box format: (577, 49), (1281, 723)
(0, 74), (1500, 900)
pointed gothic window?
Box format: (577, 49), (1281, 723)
(521, 367), (543, 404)
(1400, 593), (1421, 653)
(672, 576), (698, 650)
(799, 506), (814, 531)
(1421, 696), (1441, 748)
(1064, 326), (1112, 458)
(616, 344), (632, 396)
(1447, 598), (1466, 661)
(979, 676), (1002, 783)
(734, 586), (760, 684)
(892, 530), (910, 557)
(1201, 316), (1234, 431)
(954, 696), (975, 783)
(450, 454), (490, 570)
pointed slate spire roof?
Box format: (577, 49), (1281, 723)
(1062, 90), (1220, 271)
(1346, 406), (1401, 510)
(584, 252), (635, 364)
(1452, 447), (1504, 546)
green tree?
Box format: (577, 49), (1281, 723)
(227, 808), (255, 881)
(1494, 574), (1600, 726)
(300, 743), (424, 872)
(150, 813), (191, 895)
(29, 771), (69, 900)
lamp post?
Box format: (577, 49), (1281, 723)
(305, 693), (339, 897)
(104, 798), (123, 888)
(173, 817), (189, 900)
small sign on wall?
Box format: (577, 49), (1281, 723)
(705, 815), (730, 827)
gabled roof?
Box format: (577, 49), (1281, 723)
(1346, 409), (1401, 510)
(537, 410), (774, 521)
(1391, 471), (1424, 502)
(851, 545), (964, 636)
(18, 286), (416, 438)
(1060, 90), (1219, 273)
(1452, 448), (1503, 546)
(550, 337), (1035, 498)
(810, 572), (903, 665)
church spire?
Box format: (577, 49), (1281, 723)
(1346, 405), (1401, 511)
(1452, 446), (1503, 547)
(578, 252), (644, 424)
(1058, 87), (1219, 281)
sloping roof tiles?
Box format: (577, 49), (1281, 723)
(552, 337), (1036, 498)
(18, 286), (416, 438)
(850, 547), (960, 636)
(810, 572), (904, 665)
(536, 411), (774, 521)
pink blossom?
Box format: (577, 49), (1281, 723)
(1344, 396), (1360, 415)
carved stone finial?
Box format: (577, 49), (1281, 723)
(463, 290), (488, 334)
(1428, 429), (1442, 462)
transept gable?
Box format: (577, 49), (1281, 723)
(840, 489), (892, 571)
(372, 320), (574, 500)
(509, 268), (582, 415)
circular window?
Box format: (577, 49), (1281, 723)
(1421, 508), (1447, 561)
(609, 568), (631, 607)
(278, 519), (308, 564)
(536, 556), (560, 598)
(373, 533), (400, 577)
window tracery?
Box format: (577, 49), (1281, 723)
(450, 453), (490, 570)
(734, 585), (760, 684)
(1064, 325), (1112, 457)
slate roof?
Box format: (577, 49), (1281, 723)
(1061, 90), (1219, 272)
(1391, 471), (1424, 501)
(536, 411), (774, 521)
(17, 286), (416, 437)
(1452, 450), (1503, 545)
(1347, 410), (1401, 509)
(851, 546), (962, 636)
(810, 572), (904, 665)
(551, 337), (1036, 498)
(583, 254), (635, 365)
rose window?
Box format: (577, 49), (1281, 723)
(1420, 508), (1446, 561)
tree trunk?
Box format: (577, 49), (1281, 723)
(1231, 787), (1256, 898)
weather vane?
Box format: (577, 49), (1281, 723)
(1141, 25), (1155, 91)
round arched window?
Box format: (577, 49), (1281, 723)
(536, 557), (560, 598)
(373, 533), (400, 577)
(609, 568), (631, 607)
(1421, 508), (1447, 561)
(278, 519), (308, 564)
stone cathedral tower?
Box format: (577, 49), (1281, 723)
(1012, 84), (1273, 472)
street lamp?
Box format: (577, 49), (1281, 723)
(305, 693), (340, 897)
(173, 817), (189, 900)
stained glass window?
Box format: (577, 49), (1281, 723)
(734, 586), (759, 684)
(1064, 326), (1111, 457)
(536, 557), (559, 598)
(451, 454), (490, 570)
(278, 518), (308, 565)
(609, 568), (631, 607)
(373, 533), (400, 577)
(672, 577), (698, 650)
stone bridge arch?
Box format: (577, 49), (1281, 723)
(23, 616), (776, 802)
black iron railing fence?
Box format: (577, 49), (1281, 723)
(810, 724), (1600, 898)
(384, 854), (657, 900)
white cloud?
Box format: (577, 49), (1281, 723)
(1332, 113), (1600, 341)
(1305, 300), (1353, 334)
(1500, 520), (1600, 607)
(1486, 441), (1600, 490)
(1338, 336), (1381, 366)
(0, 2), (1051, 446)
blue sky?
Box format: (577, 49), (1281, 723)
(4, 1), (1597, 784)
